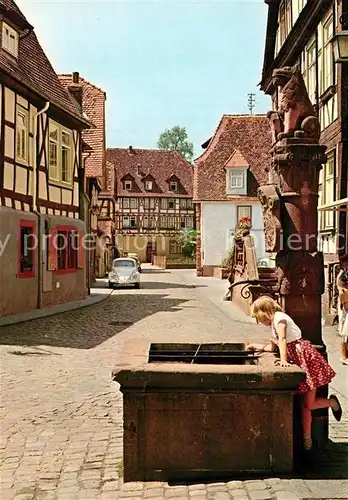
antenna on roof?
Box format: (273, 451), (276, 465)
(247, 93), (256, 115)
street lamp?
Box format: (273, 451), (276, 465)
(332, 12), (348, 63)
(332, 31), (348, 62)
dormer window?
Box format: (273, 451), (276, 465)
(2, 22), (19, 58)
(226, 168), (247, 196)
(170, 181), (178, 192)
(145, 180), (153, 191)
(125, 180), (132, 191)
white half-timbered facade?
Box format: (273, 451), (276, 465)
(0, 0), (90, 318)
(106, 147), (194, 262)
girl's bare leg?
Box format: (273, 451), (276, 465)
(301, 389), (333, 450)
(306, 389), (333, 411)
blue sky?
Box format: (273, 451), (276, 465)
(18, 0), (271, 156)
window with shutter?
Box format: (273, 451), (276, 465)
(16, 106), (28, 163)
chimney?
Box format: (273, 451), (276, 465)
(68, 72), (83, 108)
(129, 145), (134, 154)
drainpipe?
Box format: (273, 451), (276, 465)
(33, 101), (50, 309)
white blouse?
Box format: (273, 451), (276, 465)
(271, 311), (302, 344)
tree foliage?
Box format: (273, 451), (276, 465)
(157, 126), (194, 162)
(177, 229), (197, 258)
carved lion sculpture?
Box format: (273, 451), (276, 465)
(267, 66), (320, 143)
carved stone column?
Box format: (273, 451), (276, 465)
(272, 139), (327, 345)
(259, 65), (330, 451)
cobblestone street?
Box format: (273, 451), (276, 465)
(1, 267), (347, 500)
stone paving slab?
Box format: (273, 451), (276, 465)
(0, 268), (347, 499)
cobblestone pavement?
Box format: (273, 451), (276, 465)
(0, 267), (347, 500)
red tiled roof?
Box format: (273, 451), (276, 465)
(0, 0), (88, 125)
(59, 74), (106, 178)
(106, 148), (193, 198)
(194, 114), (272, 201)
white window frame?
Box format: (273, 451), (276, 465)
(145, 180), (153, 191)
(318, 150), (335, 230)
(318, 12), (334, 96)
(301, 36), (317, 104)
(168, 216), (175, 229)
(123, 216), (130, 228)
(125, 180), (132, 191)
(186, 216), (194, 229)
(61, 130), (72, 183)
(16, 105), (29, 164)
(160, 215), (168, 229)
(291, 0), (306, 26)
(226, 168), (247, 195)
(48, 120), (73, 184)
(49, 123), (59, 181)
(130, 215), (137, 228)
(2, 22), (19, 58)
(179, 198), (187, 209)
(170, 181), (178, 192)
(237, 205), (252, 224)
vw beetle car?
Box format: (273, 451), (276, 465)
(108, 258), (140, 289)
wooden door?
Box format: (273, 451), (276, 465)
(146, 242), (157, 263)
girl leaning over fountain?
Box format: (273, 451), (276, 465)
(247, 296), (342, 452)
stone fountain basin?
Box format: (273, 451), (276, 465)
(112, 341), (305, 481)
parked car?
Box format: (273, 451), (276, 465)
(128, 252), (142, 272)
(108, 258), (140, 289)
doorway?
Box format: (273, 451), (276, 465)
(146, 242), (157, 263)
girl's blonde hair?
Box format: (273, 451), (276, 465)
(251, 296), (283, 323)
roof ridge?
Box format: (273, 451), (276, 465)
(223, 113), (268, 118)
(107, 147), (187, 155)
(58, 73), (106, 94)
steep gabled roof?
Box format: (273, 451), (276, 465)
(0, 0), (88, 125)
(59, 74), (106, 178)
(106, 148), (193, 198)
(194, 114), (272, 201)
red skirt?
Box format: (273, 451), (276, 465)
(286, 339), (336, 393)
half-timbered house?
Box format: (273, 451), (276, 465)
(260, 0), (348, 317)
(194, 115), (271, 277)
(106, 147), (194, 262)
(0, 0), (90, 317)
(59, 73), (116, 281)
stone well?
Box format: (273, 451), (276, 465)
(112, 341), (305, 482)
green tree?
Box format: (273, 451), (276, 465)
(178, 229), (197, 258)
(157, 126), (194, 162)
